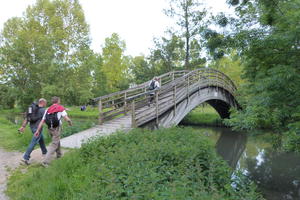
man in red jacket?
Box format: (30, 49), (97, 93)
(34, 96), (72, 167)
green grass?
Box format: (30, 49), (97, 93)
(7, 127), (263, 200)
(0, 116), (45, 151)
(0, 114), (96, 151)
(66, 106), (99, 119)
(181, 106), (224, 127)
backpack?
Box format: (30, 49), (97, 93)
(149, 80), (156, 90)
(45, 112), (60, 128)
(27, 102), (40, 123)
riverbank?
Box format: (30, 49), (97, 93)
(6, 127), (263, 200)
(181, 106), (224, 127)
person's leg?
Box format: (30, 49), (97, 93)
(55, 127), (62, 158)
(38, 130), (47, 155)
(43, 127), (60, 164)
(23, 127), (40, 161)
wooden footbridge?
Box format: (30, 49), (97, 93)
(61, 68), (239, 148)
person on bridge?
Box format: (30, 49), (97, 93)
(148, 77), (160, 106)
(19, 98), (48, 165)
(34, 96), (72, 167)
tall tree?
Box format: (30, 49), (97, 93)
(0, 0), (93, 108)
(101, 33), (130, 93)
(164, 0), (207, 68)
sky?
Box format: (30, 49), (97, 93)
(0, 0), (232, 56)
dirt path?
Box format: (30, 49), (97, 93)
(0, 148), (22, 200)
(0, 148), (61, 200)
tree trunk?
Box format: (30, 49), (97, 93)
(184, 0), (190, 69)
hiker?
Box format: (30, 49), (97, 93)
(19, 98), (48, 165)
(80, 105), (86, 111)
(34, 96), (72, 167)
(148, 77), (160, 106)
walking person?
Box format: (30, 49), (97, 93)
(34, 96), (72, 167)
(19, 98), (48, 165)
(148, 77), (160, 106)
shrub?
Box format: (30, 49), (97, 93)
(7, 127), (263, 200)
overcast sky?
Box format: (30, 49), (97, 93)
(0, 0), (232, 56)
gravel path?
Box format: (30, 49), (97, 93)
(0, 149), (22, 200)
(0, 147), (59, 200)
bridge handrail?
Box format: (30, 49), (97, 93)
(93, 70), (189, 102)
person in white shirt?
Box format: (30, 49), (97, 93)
(148, 77), (160, 106)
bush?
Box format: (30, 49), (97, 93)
(7, 127), (263, 200)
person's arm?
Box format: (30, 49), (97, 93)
(64, 115), (72, 126)
(18, 118), (28, 133)
(34, 119), (45, 137)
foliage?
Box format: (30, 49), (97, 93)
(164, 0), (207, 68)
(0, 115), (49, 151)
(209, 52), (245, 89)
(215, 0), (300, 152)
(101, 33), (131, 93)
(0, 0), (96, 109)
(7, 127), (263, 200)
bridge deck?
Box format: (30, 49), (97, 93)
(61, 115), (132, 148)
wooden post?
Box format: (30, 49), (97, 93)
(172, 71), (175, 80)
(98, 100), (103, 125)
(124, 92), (127, 115)
(131, 100), (136, 128)
(173, 85), (177, 117)
(155, 91), (159, 125)
(187, 75), (190, 103)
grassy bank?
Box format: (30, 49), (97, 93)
(7, 127), (263, 200)
(0, 114), (96, 151)
(181, 106), (224, 127)
(66, 106), (99, 119)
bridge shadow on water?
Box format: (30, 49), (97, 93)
(211, 127), (300, 200)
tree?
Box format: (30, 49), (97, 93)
(0, 0), (93, 108)
(150, 34), (185, 74)
(221, 0), (300, 151)
(164, 0), (207, 68)
(130, 56), (155, 84)
(101, 33), (130, 93)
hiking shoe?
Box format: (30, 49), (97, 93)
(41, 162), (49, 168)
(20, 158), (29, 165)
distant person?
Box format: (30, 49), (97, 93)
(34, 96), (72, 167)
(148, 77), (160, 106)
(19, 98), (48, 165)
(80, 105), (86, 111)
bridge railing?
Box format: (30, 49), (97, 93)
(93, 68), (237, 126)
(131, 68), (237, 127)
(94, 70), (189, 124)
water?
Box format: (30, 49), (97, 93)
(192, 126), (300, 200)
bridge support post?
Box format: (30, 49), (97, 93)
(131, 100), (136, 128)
(124, 92), (127, 115)
(98, 100), (103, 125)
(173, 85), (177, 117)
(155, 91), (159, 125)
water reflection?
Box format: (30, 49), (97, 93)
(195, 126), (300, 200)
(215, 129), (247, 169)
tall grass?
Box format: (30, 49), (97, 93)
(181, 106), (224, 127)
(7, 127), (263, 200)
